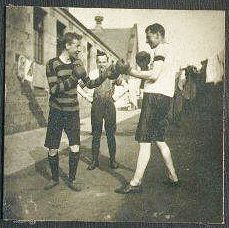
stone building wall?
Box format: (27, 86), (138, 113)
(5, 6), (119, 134)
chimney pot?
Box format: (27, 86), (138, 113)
(94, 16), (104, 31)
(95, 16), (104, 24)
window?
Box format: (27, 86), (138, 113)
(56, 20), (66, 56)
(33, 7), (46, 64)
(87, 42), (92, 73)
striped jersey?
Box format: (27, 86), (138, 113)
(46, 57), (107, 112)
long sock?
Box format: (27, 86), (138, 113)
(48, 154), (59, 182)
(130, 143), (151, 186)
(69, 151), (80, 182)
(156, 142), (178, 182)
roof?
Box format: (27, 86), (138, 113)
(91, 27), (137, 60)
(59, 8), (120, 60)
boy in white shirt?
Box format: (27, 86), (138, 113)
(115, 23), (179, 194)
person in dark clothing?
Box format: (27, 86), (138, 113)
(86, 52), (125, 170)
(44, 32), (117, 191)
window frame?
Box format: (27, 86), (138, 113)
(33, 7), (46, 65)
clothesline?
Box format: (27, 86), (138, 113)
(178, 48), (225, 85)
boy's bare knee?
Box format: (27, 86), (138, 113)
(139, 142), (151, 149)
(48, 149), (58, 156)
(70, 145), (80, 153)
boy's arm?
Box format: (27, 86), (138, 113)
(129, 60), (164, 81)
(129, 46), (167, 81)
(72, 59), (108, 89)
(111, 79), (129, 102)
(73, 59), (129, 88)
(81, 73), (107, 89)
(77, 84), (93, 103)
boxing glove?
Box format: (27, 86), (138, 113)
(108, 60), (130, 80)
(72, 59), (87, 79)
(135, 51), (151, 71)
(115, 59), (130, 75)
(135, 51), (151, 89)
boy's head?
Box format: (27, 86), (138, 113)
(145, 23), (165, 49)
(60, 32), (82, 59)
(96, 51), (109, 70)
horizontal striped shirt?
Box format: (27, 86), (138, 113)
(46, 57), (107, 111)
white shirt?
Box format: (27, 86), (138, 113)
(144, 42), (177, 97)
(85, 68), (99, 97)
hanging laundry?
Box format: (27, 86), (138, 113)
(17, 55), (34, 84)
(178, 69), (186, 91)
(182, 66), (198, 116)
(171, 70), (185, 123)
(217, 49), (225, 81)
(183, 66), (197, 101)
(206, 51), (224, 84)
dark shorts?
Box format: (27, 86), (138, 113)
(135, 93), (172, 142)
(44, 108), (80, 149)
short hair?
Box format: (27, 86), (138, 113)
(145, 23), (165, 38)
(58, 32), (82, 51)
(96, 50), (109, 61)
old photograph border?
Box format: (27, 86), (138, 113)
(0, 0), (228, 227)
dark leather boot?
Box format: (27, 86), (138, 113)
(87, 150), (99, 170)
(109, 159), (119, 169)
(87, 160), (99, 170)
(115, 184), (142, 194)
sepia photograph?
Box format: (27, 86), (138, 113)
(3, 6), (225, 223)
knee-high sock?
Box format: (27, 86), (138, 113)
(130, 143), (151, 186)
(48, 154), (59, 182)
(69, 151), (80, 182)
(156, 141), (178, 182)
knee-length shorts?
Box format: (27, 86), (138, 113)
(135, 93), (172, 142)
(44, 108), (80, 149)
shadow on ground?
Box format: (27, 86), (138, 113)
(3, 85), (224, 222)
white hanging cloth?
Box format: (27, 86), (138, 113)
(17, 55), (34, 83)
(206, 50), (224, 84)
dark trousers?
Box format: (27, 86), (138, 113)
(91, 97), (116, 161)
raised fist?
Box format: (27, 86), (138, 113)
(115, 59), (130, 75)
(108, 59), (130, 80)
(106, 63), (119, 80)
(135, 51), (151, 70)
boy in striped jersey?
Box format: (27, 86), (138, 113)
(44, 32), (117, 191)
